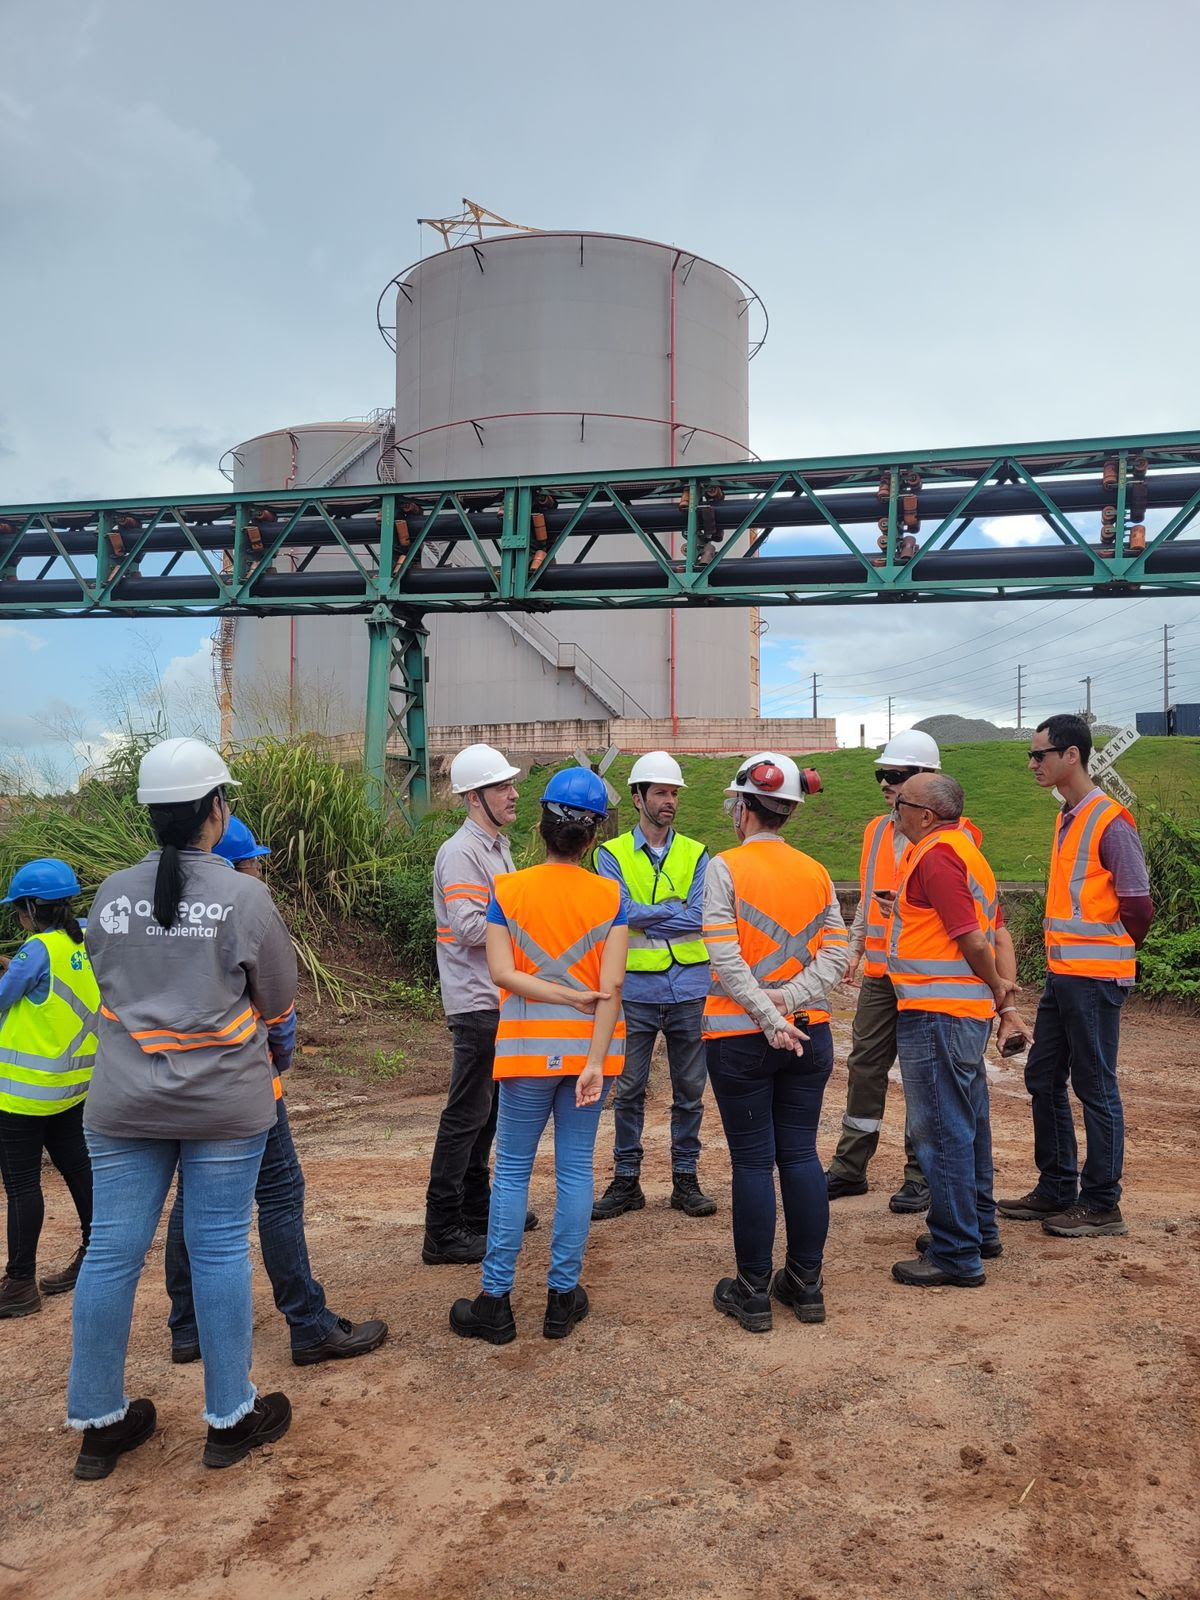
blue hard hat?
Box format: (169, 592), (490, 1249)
(2, 858), (82, 904)
(540, 767), (609, 818)
(214, 815), (272, 865)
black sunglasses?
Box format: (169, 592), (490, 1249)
(1028, 747), (1066, 763)
(876, 767), (921, 785)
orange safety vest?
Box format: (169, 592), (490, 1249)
(1043, 792), (1137, 980)
(859, 815), (897, 978)
(860, 815), (983, 980)
(702, 841), (846, 1039)
(888, 826), (998, 1018)
(492, 864), (626, 1078)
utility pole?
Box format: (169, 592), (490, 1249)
(887, 695), (894, 739)
(1163, 624), (1173, 715)
(1016, 664), (1025, 731)
(811, 672), (820, 719)
(1080, 675), (1093, 720)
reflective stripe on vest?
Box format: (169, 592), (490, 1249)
(859, 815), (896, 979)
(494, 865), (626, 1078)
(887, 829), (998, 1018)
(0, 931), (99, 1116)
(703, 842), (838, 1039)
(597, 832), (708, 972)
(1043, 793), (1137, 980)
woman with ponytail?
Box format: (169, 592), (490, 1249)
(0, 860), (97, 1320)
(450, 767), (627, 1347)
(66, 739), (298, 1480)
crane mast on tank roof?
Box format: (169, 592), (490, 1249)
(415, 198), (538, 251)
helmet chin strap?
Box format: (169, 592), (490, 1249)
(476, 787), (505, 830)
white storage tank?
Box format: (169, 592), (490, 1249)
(223, 420), (387, 744)
(384, 230), (760, 725)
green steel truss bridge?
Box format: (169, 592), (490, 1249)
(3, 430), (1199, 813)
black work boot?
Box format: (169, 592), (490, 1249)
(39, 1245), (87, 1296)
(825, 1170), (869, 1200)
(292, 1316), (389, 1366)
(73, 1399), (157, 1481)
(996, 1187), (1068, 1222)
(203, 1392), (292, 1469)
(463, 1207), (540, 1236)
(543, 1285), (589, 1340)
(917, 1231), (1003, 1260)
(449, 1290), (517, 1346)
(713, 1273), (773, 1333)
(772, 1260), (826, 1324)
(0, 1275), (41, 1319)
(889, 1179), (931, 1214)
(421, 1224), (488, 1265)
(670, 1173), (717, 1218)
(591, 1176), (645, 1222)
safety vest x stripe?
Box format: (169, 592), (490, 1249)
(50, 977), (99, 1035)
(736, 901), (826, 981)
(504, 916), (614, 991)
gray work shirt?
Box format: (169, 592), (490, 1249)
(434, 818), (515, 1015)
(84, 850), (297, 1140)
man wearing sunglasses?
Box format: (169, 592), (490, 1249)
(997, 715), (1153, 1240)
(886, 772), (1026, 1287)
(825, 730), (939, 1214)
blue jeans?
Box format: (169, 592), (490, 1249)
(481, 1076), (611, 1296)
(165, 1098), (337, 1354)
(705, 1023), (834, 1283)
(611, 997), (707, 1176)
(1023, 974), (1127, 1210)
(67, 1130), (267, 1430)
(897, 1012), (997, 1275)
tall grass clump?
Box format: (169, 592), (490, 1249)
(1137, 803), (1200, 1003)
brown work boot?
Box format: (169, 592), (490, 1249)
(1041, 1203), (1128, 1239)
(996, 1188), (1068, 1222)
(40, 1245), (87, 1295)
(0, 1275), (41, 1318)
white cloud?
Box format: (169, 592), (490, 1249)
(977, 515), (1057, 548)
(0, 624), (46, 652)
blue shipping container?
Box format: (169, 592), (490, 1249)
(1136, 712), (1169, 736)
(1171, 703), (1200, 737)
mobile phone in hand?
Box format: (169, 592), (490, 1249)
(1000, 1034), (1027, 1058)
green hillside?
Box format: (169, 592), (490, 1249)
(512, 737), (1200, 881)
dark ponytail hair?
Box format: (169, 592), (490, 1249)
(539, 808), (600, 861)
(148, 786), (222, 929)
(21, 898), (84, 945)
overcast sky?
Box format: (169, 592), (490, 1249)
(2, 0), (1198, 777)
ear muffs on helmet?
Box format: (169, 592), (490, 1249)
(739, 760), (786, 792)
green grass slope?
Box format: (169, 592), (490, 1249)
(512, 738), (1200, 881)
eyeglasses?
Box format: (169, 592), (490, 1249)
(1027, 747), (1066, 763)
(876, 767), (921, 786)
(894, 798), (953, 820)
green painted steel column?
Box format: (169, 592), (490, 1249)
(363, 607), (395, 811)
(363, 605), (429, 819)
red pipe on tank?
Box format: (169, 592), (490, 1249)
(669, 250), (680, 738)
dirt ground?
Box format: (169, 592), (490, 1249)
(1, 998), (1198, 1600)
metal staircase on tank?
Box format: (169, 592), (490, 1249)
(316, 410), (395, 488)
(428, 540), (648, 719)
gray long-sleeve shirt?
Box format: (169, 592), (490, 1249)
(847, 822), (908, 962)
(84, 850), (297, 1140)
(703, 837), (849, 1039)
(433, 818), (515, 1015)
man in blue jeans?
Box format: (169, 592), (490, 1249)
(998, 714), (1154, 1239)
(592, 752), (716, 1222)
(886, 773), (1029, 1288)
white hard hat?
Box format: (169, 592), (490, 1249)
(876, 729), (941, 770)
(628, 751), (686, 789)
(450, 743), (520, 795)
(725, 751), (813, 806)
(137, 737), (238, 805)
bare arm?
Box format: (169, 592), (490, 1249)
(992, 924), (1035, 1048)
(576, 927), (628, 1106)
(955, 929), (1017, 1012)
(485, 923), (607, 1013)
